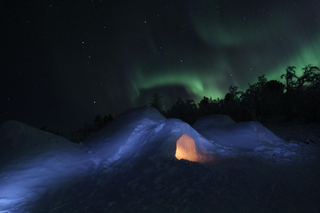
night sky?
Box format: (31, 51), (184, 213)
(2, 0), (320, 131)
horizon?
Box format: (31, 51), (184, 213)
(2, 0), (320, 131)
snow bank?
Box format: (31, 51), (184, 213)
(145, 118), (215, 162)
(193, 115), (285, 149)
(85, 109), (309, 169)
(86, 107), (166, 145)
(0, 109), (318, 212)
(0, 121), (83, 165)
(84, 107), (166, 166)
(0, 121), (93, 211)
(192, 115), (309, 161)
(85, 108), (216, 168)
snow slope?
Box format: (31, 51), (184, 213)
(0, 121), (94, 211)
(0, 107), (319, 212)
(193, 115), (283, 149)
(82, 108), (312, 170)
(85, 107), (215, 169)
(193, 115), (306, 162)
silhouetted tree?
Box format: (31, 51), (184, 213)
(184, 99), (198, 124)
(302, 65), (320, 86)
(40, 125), (49, 131)
(149, 93), (164, 113)
(198, 96), (210, 116)
(300, 65), (320, 121)
(169, 97), (185, 120)
(103, 114), (114, 126)
(260, 80), (285, 118)
(94, 114), (104, 129)
(167, 97), (198, 124)
(199, 96), (209, 106)
(224, 85), (243, 121)
(281, 66), (298, 122)
(241, 75), (267, 121)
(281, 66), (297, 91)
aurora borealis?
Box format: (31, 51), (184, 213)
(2, 0), (320, 130)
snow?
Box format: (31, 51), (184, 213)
(193, 115), (284, 149)
(85, 108), (215, 168)
(192, 115), (308, 162)
(0, 121), (94, 211)
(0, 107), (319, 212)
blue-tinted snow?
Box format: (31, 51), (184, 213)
(0, 107), (318, 212)
(192, 115), (306, 161)
(0, 121), (94, 211)
(193, 115), (284, 149)
(85, 107), (215, 168)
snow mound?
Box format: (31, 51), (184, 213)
(85, 107), (166, 146)
(85, 108), (216, 168)
(191, 115), (312, 162)
(0, 109), (318, 212)
(86, 109), (310, 168)
(148, 119), (215, 162)
(85, 107), (166, 166)
(193, 115), (285, 150)
(0, 121), (93, 211)
(0, 120), (83, 165)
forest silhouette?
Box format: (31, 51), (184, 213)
(150, 65), (320, 125)
(44, 64), (320, 141)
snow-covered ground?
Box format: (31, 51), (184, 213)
(0, 107), (319, 212)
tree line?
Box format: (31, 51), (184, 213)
(150, 65), (320, 124)
(40, 64), (319, 142)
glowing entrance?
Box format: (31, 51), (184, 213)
(175, 134), (200, 162)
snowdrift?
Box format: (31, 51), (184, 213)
(85, 107), (215, 167)
(85, 108), (299, 168)
(0, 121), (93, 211)
(0, 121), (85, 165)
(0, 107), (312, 212)
(193, 115), (284, 150)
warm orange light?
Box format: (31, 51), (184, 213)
(175, 134), (200, 162)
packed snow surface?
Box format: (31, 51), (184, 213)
(0, 107), (319, 212)
(0, 121), (94, 211)
(192, 115), (303, 160)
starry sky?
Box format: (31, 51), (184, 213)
(2, 0), (320, 131)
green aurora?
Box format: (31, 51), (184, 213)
(130, 0), (320, 105)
